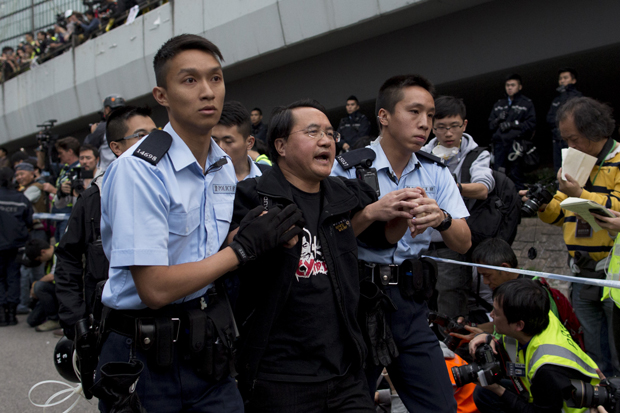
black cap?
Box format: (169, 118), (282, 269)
(103, 94), (126, 110)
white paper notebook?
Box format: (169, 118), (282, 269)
(561, 148), (597, 187)
(559, 197), (615, 232)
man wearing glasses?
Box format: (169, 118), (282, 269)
(422, 96), (495, 319)
(231, 99), (420, 412)
(54, 105), (157, 340)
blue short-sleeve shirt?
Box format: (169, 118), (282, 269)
(101, 123), (237, 310)
(331, 139), (469, 265)
(244, 156), (263, 181)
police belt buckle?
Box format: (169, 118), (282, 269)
(378, 265), (399, 286)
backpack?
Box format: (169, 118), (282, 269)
(461, 147), (522, 247)
(536, 277), (586, 351)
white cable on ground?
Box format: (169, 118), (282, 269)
(28, 350), (89, 412)
(422, 255), (620, 289)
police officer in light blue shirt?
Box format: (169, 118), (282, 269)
(95, 34), (303, 413)
(332, 75), (471, 413)
(212, 101), (268, 182)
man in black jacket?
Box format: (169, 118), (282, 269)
(488, 74), (536, 190)
(0, 167), (33, 326)
(337, 95), (371, 152)
(231, 99), (420, 412)
(54, 106), (156, 339)
(546, 68), (582, 174)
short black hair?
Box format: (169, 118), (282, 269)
(25, 32), (34, 38)
(556, 97), (615, 142)
(25, 238), (50, 262)
(55, 137), (81, 157)
(0, 167), (14, 188)
(434, 96), (466, 121)
(493, 278), (550, 336)
(251, 108), (262, 115)
(472, 238), (518, 268)
(347, 95), (359, 104)
(267, 99), (328, 161)
(153, 34), (223, 88)
(506, 73), (522, 84)
(218, 101), (252, 139)
(10, 151), (29, 166)
(2, 46), (14, 54)
(106, 106), (153, 145)
(252, 138), (269, 156)
(85, 9), (95, 17)
(558, 67), (578, 81)
(80, 144), (99, 159)
(37, 31), (46, 37)
(375, 75), (435, 129)
(0, 147), (8, 155)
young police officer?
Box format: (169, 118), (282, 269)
(332, 75), (471, 412)
(96, 35), (303, 412)
(232, 99), (421, 412)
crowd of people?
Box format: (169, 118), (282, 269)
(0, 0), (163, 83)
(1, 32), (620, 413)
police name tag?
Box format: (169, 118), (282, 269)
(213, 184), (236, 194)
(506, 362), (526, 377)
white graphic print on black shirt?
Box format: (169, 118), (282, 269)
(295, 227), (328, 281)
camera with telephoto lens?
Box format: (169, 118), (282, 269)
(428, 312), (471, 351)
(565, 377), (620, 412)
(451, 343), (504, 387)
(521, 183), (554, 218)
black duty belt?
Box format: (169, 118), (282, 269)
(359, 260), (403, 286)
(106, 310), (182, 344)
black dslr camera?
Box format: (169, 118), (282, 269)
(428, 312), (471, 351)
(452, 343), (505, 387)
(521, 183), (554, 217)
(565, 377), (620, 412)
(58, 166), (94, 198)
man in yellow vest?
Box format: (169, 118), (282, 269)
(469, 278), (599, 413)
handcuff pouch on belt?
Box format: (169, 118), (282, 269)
(398, 257), (438, 301)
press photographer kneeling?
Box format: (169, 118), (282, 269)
(468, 278), (600, 413)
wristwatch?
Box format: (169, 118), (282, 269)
(433, 209), (452, 232)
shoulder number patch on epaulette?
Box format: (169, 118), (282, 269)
(132, 130), (173, 166)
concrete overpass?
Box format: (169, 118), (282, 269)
(2, 0), (619, 165)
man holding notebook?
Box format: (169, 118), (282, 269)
(523, 96), (620, 377)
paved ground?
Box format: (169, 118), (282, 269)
(0, 314), (99, 413)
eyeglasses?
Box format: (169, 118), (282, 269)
(433, 123), (464, 133)
(116, 130), (154, 142)
(290, 127), (341, 143)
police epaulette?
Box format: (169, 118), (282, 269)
(335, 148), (376, 170)
(416, 150), (446, 167)
(132, 130), (173, 165)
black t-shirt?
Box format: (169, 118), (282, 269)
(258, 185), (350, 382)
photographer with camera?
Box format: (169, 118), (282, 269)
(469, 278), (600, 413)
(488, 74), (536, 191)
(522, 97), (620, 377)
(40, 137), (80, 240)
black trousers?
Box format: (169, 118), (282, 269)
(613, 303), (620, 362)
(246, 368), (374, 413)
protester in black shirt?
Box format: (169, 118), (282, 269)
(231, 99), (421, 412)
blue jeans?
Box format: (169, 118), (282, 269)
(366, 286), (457, 413)
(96, 332), (244, 413)
(19, 263), (44, 307)
(572, 281), (620, 376)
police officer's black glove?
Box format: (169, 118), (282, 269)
(359, 281), (399, 367)
(230, 204), (304, 266)
(499, 121), (512, 132)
